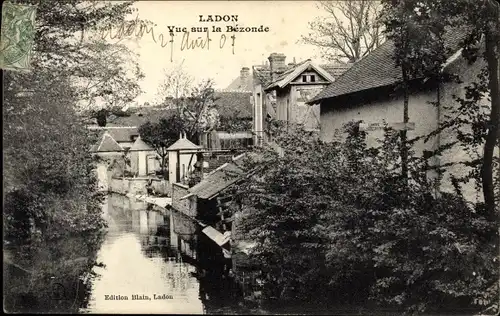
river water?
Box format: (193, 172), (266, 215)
(4, 193), (258, 314)
(80, 193), (253, 314)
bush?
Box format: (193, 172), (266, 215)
(233, 121), (498, 313)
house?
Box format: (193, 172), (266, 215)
(90, 131), (124, 157)
(129, 136), (159, 177)
(225, 66), (253, 92)
(198, 69), (255, 151)
(308, 28), (493, 202)
(252, 53), (351, 146)
(167, 132), (201, 187)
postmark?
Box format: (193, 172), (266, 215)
(0, 2), (37, 71)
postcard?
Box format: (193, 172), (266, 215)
(3, 0), (499, 315)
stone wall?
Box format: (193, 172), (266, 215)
(109, 177), (170, 196)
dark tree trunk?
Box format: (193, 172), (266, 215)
(400, 67), (410, 184)
(482, 25), (500, 214)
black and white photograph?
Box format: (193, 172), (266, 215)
(2, 0), (500, 314)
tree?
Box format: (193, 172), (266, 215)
(3, 1), (147, 312)
(138, 115), (184, 178)
(156, 61), (195, 101)
(177, 80), (220, 142)
(380, 0), (450, 183)
(381, 0), (499, 217)
(156, 65), (220, 143)
(302, 0), (384, 63)
(232, 122), (497, 313)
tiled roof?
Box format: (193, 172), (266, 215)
(106, 108), (177, 127)
(320, 63), (353, 78)
(265, 60), (337, 91)
(309, 27), (467, 104)
(269, 59), (311, 85)
(202, 155), (234, 173)
(252, 65), (272, 86)
(91, 132), (123, 152)
(253, 61), (350, 90)
(187, 162), (244, 200)
(167, 137), (201, 151)
(186, 152), (259, 200)
(225, 75), (253, 92)
(130, 136), (154, 151)
(106, 127), (139, 142)
(214, 91), (252, 118)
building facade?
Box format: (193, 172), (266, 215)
(308, 29), (496, 203)
(252, 53), (351, 146)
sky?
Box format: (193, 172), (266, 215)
(121, 0), (329, 104)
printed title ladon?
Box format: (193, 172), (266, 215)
(199, 15), (239, 22)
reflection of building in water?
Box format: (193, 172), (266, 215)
(105, 194), (246, 312)
(170, 209), (198, 261)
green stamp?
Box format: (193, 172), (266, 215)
(1, 2), (37, 71)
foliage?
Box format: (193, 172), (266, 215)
(3, 3), (138, 306)
(218, 116), (253, 133)
(156, 61), (195, 100)
(156, 64), (220, 142)
(139, 114), (185, 178)
(176, 81), (220, 140)
(301, 0), (384, 63)
(381, 0), (499, 214)
(232, 122), (498, 313)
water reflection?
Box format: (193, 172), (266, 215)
(82, 193), (205, 314)
(4, 193), (254, 314)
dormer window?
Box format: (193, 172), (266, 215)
(310, 75), (316, 82)
(302, 75), (307, 82)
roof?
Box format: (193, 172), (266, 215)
(320, 63), (353, 78)
(265, 60), (336, 91)
(186, 162), (244, 200)
(129, 136), (154, 151)
(105, 127), (139, 142)
(225, 73), (253, 92)
(309, 27), (468, 104)
(91, 132), (123, 152)
(106, 108), (177, 127)
(183, 152), (261, 200)
(254, 61), (350, 91)
(214, 91), (252, 118)
(253, 65), (272, 87)
(167, 136), (201, 151)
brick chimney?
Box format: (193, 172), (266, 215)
(240, 67), (250, 79)
(268, 53), (286, 81)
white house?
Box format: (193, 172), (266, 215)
(308, 27), (497, 203)
(129, 136), (158, 177)
(167, 133), (201, 187)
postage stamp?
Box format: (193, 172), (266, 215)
(0, 2), (37, 71)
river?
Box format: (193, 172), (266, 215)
(4, 193), (261, 314)
(82, 193), (258, 314)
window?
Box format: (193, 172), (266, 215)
(302, 74), (316, 83)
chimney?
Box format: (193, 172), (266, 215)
(268, 53), (286, 81)
(240, 67), (250, 79)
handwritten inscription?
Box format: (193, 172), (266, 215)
(82, 14), (269, 62)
